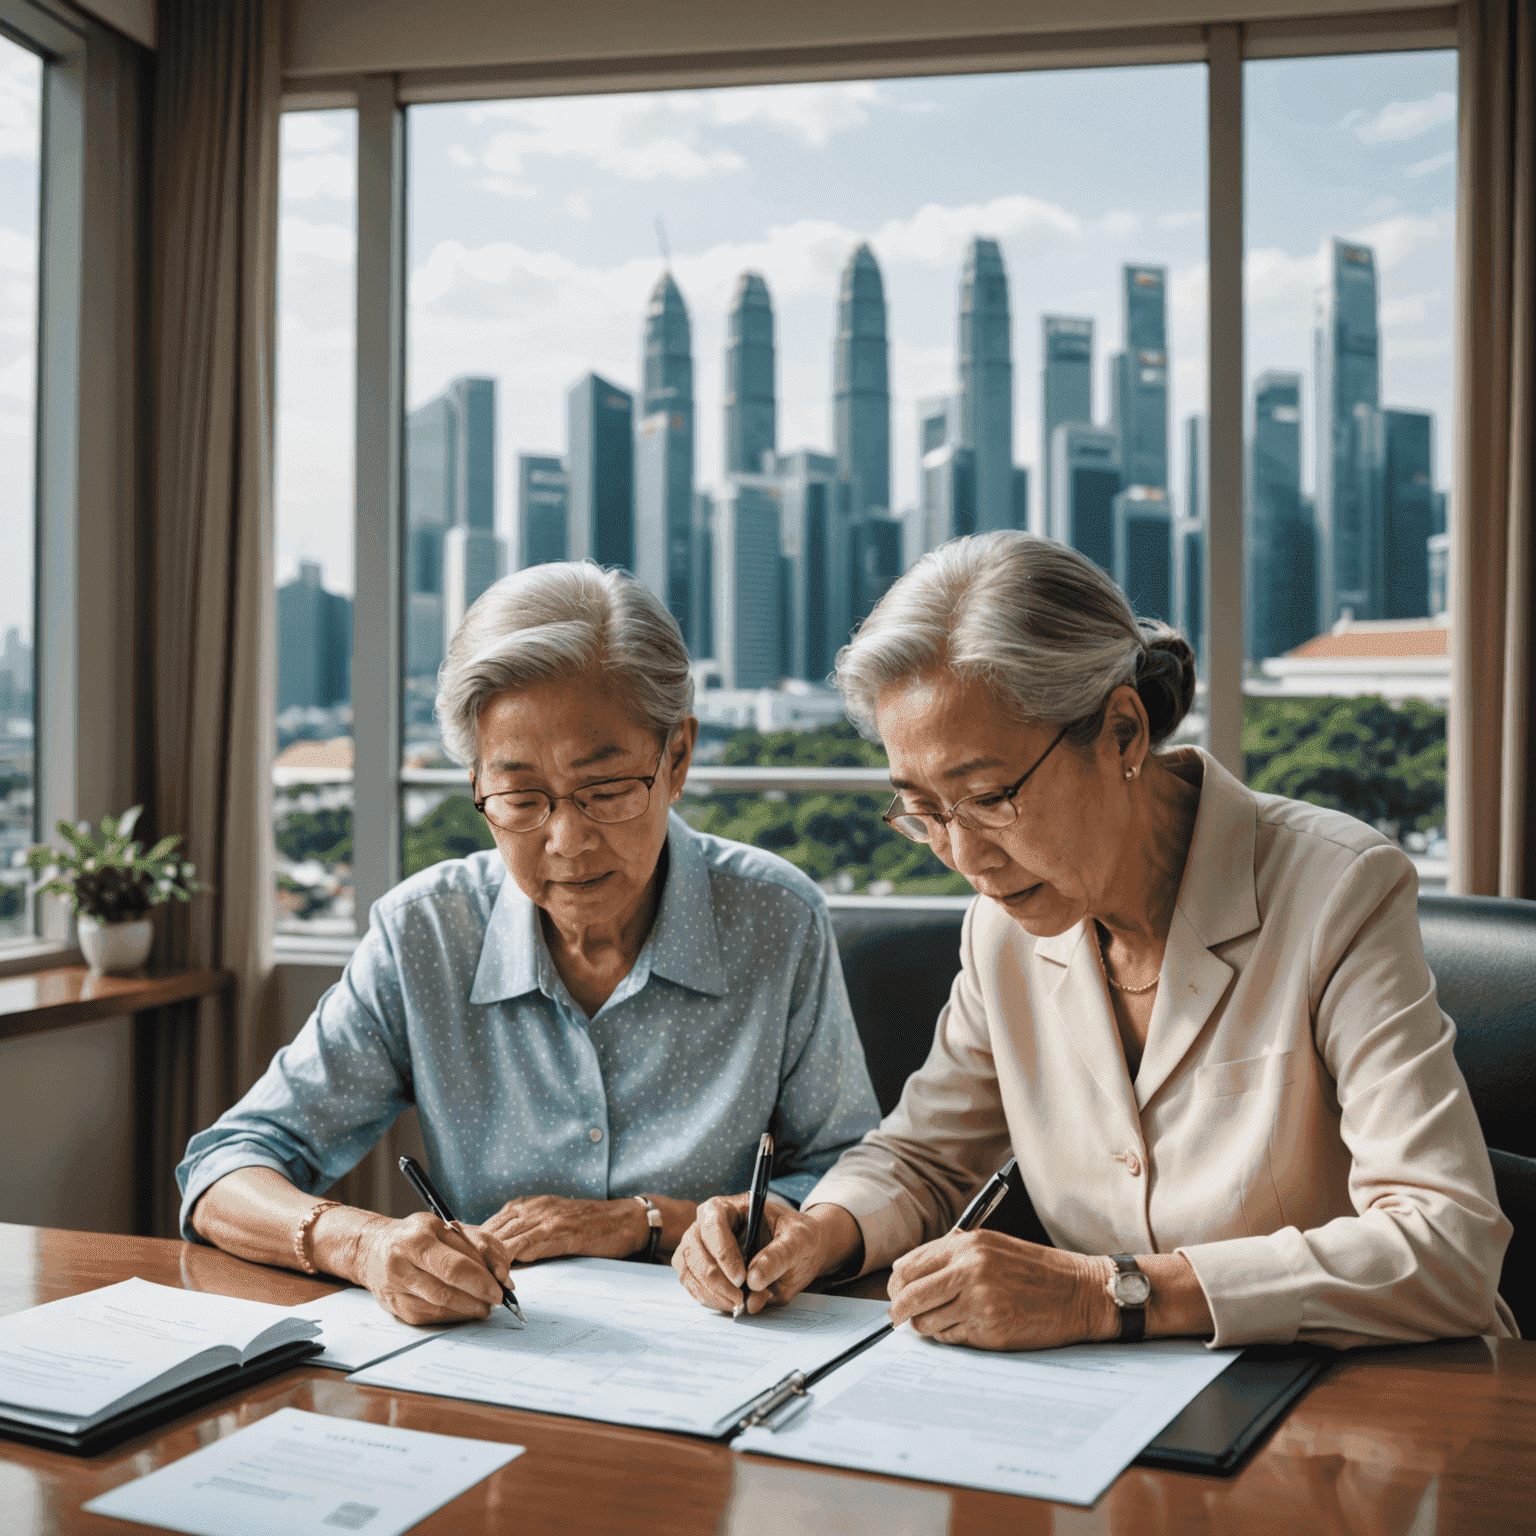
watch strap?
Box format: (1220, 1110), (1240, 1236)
(634, 1195), (662, 1262)
(1109, 1253), (1147, 1343)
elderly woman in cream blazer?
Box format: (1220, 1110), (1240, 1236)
(675, 530), (1516, 1351)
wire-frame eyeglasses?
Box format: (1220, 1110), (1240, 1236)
(473, 750), (667, 834)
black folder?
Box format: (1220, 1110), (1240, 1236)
(0, 1339), (324, 1458)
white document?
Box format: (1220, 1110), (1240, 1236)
(734, 1329), (1239, 1506)
(350, 1256), (892, 1437)
(82, 1406), (522, 1536)
(286, 1288), (448, 1371)
(0, 1278), (319, 1430)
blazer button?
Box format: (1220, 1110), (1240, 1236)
(588, 1127), (603, 1143)
(1124, 1152), (1142, 1176)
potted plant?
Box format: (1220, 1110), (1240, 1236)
(19, 806), (207, 974)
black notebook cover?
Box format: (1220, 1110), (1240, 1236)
(0, 1339), (325, 1458)
(1134, 1344), (1335, 1475)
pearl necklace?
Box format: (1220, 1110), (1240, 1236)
(1098, 925), (1160, 995)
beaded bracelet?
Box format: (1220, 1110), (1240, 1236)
(294, 1200), (342, 1275)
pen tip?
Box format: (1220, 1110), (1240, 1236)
(759, 1132), (773, 1154)
(732, 1303), (745, 1320)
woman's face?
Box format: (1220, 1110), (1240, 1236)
(876, 669), (1137, 937)
(473, 669), (696, 934)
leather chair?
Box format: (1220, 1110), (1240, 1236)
(832, 891), (1536, 1334)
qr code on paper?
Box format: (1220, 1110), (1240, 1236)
(322, 1503), (381, 1530)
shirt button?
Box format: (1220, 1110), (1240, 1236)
(588, 1127), (603, 1143)
(1124, 1152), (1142, 1176)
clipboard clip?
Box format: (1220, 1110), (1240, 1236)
(736, 1370), (808, 1432)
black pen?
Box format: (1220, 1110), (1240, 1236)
(734, 1133), (775, 1320)
(398, 1155), (526, 1325)
(952, 1156), (1016, 1234)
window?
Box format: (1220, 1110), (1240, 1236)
(0, 33), (42, 943)
(397, 67), (1207, 896)
(1243, 51), (1456, 890)
(272, 109), (358, 939)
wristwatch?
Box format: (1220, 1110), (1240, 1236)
(633, 1195), (663, 1263)
(1105, 1254), (1151, 1342)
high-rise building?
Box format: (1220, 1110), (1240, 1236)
(957, 237), (1014, 534)
(691, 491), (714, 661)
(1428, 531), (1450, 617)
(724, 271), (776, 475)
(1314, 238), (1381, 625)
(277, 560), (352, 710)
(444, 525), (506, 641)
(1382, 408), (1435, 620)
(1178, 414), (1208, 666)
(1248, 371), (1317, 660)
(567, 373), (634, 570)
(1049, 423), (1120, 574)
(1113, 488), (1173, 623)
(767, 450), (848, 682)
(0, 627), (32, 722)
(517, 453), (568, 568)
(1109, 266), (1169, 494)
(1040, 315), (1094, 529)
(712, 475), (782, 689)
(1012, 467), (1030, 531)
(1185, 414), (1207, 526)
(635, 271), (695, 639)
(833, 243), (890, 526)
(853, 513), (903, 626)
(917, 395), (973, 553)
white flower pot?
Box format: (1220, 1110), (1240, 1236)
(77, 916), (154, 974)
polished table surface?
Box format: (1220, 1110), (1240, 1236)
(1, 1223), (1532, 1535)
(0, 967), (232, 1043)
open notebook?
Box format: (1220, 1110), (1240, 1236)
(0, 1277), (322, 1453)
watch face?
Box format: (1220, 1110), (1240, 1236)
(1114, 1271), (1152, 1307)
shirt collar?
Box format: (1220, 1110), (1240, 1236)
(469, 812), (727, 1006)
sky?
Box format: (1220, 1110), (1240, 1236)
(0, 42), (1459, 632)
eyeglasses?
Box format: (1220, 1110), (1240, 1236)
(882, 724), (1071, 844)
(473, 750), (667, 834)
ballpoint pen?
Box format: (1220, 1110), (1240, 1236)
(397, 1155), (526, 1326)
(734, 1133), (775, 1320)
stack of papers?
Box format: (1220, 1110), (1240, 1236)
(0, 1278), (320, 1439)
(285, 1287), (450, 1371)
(351, 1256), (893, 1437)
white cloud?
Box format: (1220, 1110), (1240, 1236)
(1381, 289), (1442, 328)
(1347, 91), (1455, 145)
(281, 152), (353, 203)
(1363, 196), (1399, 218)
(703, 82), (887, 148)
(481, 177), (538, 200)
(280, 216), (354, 264)
(1157, 210), (1202, 231)
(872, 194), (1080, 269)
(1404, 150), (1454, 180)
(0, 227), (35, 273)
(281, 115), (343, 154)
(1098, 210), (1140, 240)
(562, 193), (593, 221)
(1347, 208), (1453, 270)
(0, 353), (33, 401)
(447, 145), (476, 169)
(0, 49), (40, 161)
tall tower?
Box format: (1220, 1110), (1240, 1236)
(1314, 238), (1382, 625)
(1049, 423), (1120, 575)
(711, 476), (782, 689)
(1040, 315), (1093, 530)
(724, 271), (776, 475)
(834, 243), (891, 523)
(567, 373), (634, 571)
(1177, 414), (1208, 667)
(916, 395), (973, 554)
(1248, 371), (1315, 660)
(517, 453), (568, 568)
(1382, 408), (1434, 619)
(1110, 266), (1170, 494)
(635, 271), (695, 639)
(957, 237), (1014, 534)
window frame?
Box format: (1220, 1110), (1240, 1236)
(275, 6), (1460, 955)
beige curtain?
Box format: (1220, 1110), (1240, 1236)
(136, 0), (282, 1237)
(1452, 0), (1536, 899)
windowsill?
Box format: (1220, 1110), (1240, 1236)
(0, 940), (82, 979)
(273, 932), (360, 967)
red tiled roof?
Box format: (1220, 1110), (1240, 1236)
(1289, 626), (1448, 660)
(274, 736), (354, 770)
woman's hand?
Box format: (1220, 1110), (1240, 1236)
(887, 1231), (1115, 1350)
(480, 1196), (651, 1263)
(673, 1197), (860, 1315)
(346, 1211), (514, 1326)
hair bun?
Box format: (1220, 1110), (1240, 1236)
(1134, 623), (1198, 745)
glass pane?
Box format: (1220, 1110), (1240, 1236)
(0, 38), (43, 944)
(402, 67), (1208, 875)
(1244, 53), (1455, 889)
(273, 110), (357, 937)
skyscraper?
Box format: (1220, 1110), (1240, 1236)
(712, 475), (782, 688)
(1110, 266), (1169, 494)
(917, 395), (973, 553)
(724, 271), (776, 475)
(1049, 423), (1120, 575)
(1382, 408), (1435, 620)
(1113, 488), (1173, 623)
(691, 490), (714, 660)
(1040, 315), (1093, 528)
(1248, 371), (1317, 660)
(852, 513), (903, 626)
(833, 243), (890, 525)
(1314, 238), (1381, 625)
(1011, 467), (1030, 532)
(635, 271), (695, 638)
(517, 453), (568, 568)
(567, 372), (634, 570)
(277, 560), (352, 711)
(1177, 414), (1207, 665)
(957, 237), (1014, 533)
(767, 450), (848, 682)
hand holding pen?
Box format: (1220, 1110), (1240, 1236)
(733, 1134), (775, 1319)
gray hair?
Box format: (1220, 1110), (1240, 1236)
(435, 562), (695, 770)
(835, 531), (1197, 750)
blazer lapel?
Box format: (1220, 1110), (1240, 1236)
(1132, 905), (1234, 1110)
(1042, 923), (1143, 1138)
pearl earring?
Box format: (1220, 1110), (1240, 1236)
(1124, 764), (1140, 782)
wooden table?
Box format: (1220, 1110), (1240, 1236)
(0, 966), (232, 1043)
(2, 1224), (1533, 1535)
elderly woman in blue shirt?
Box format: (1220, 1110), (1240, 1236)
(179, 563), (879, 1324)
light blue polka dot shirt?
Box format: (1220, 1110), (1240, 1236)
(176, 813), (880, 1238)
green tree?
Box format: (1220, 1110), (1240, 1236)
(404, 793), (495, 876)
(275, 803), (352, 866)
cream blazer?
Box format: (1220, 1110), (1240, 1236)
(806, 748), (1517, 1349)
